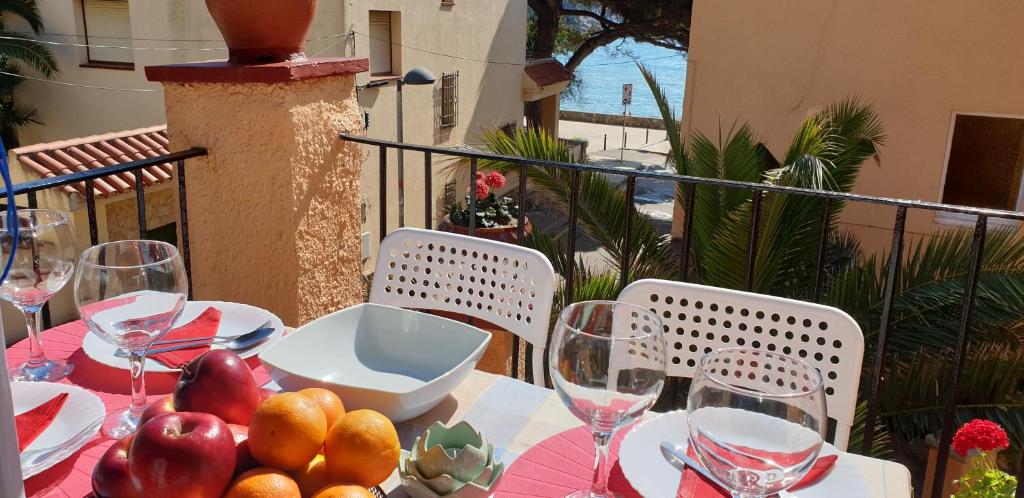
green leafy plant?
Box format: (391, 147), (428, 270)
(0, 0), (59, 145)
(446, 171), (520, 229)
(952, 420), (1016, 497)
(475, 63), (1024, 460)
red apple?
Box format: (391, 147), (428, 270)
(92, 436), (139, 498)
(139, 395), (176, 427)
(128, 412), (237, 498)
(174, 349), (260, 424)
(259, 387), (276, 402)
(227, 423), (258, 474)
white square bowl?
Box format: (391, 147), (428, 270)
(258, 303), (492, 422)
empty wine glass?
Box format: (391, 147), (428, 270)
(687, 348), (827, 498)
(0, 209), (76, 382)
(550, 301), (666, 498)
(74, 240), (187, 439)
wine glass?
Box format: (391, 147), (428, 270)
(0, 209), (76, 382)
(549, 300), (666, 498)
(686, 348), (827, 498)
(74, 240), (187, 439)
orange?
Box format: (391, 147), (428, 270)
(224, 467), (301, 498)
(292, 454), (331, 498)
(324, 409), (400, 488)
(248, 392), (328, 471)
(311, 484), (375, 498)
(299, 388), (346, 428)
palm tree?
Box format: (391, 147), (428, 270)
(478, 65), (1024, 459)
(0, 0), (58, 145)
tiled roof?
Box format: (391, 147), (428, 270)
(11, 125), (172, 198)
(524, 59), (573, 87)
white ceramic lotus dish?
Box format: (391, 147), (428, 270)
(82, 300), (286, 373)
(618, 410), (868, 498)
(13, 381), (104, 478)
(258, 303), (491, 422)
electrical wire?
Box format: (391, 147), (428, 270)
(0, 70), (158, 92)
(0, 31), (354, 52)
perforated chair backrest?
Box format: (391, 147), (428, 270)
(618, 279), (864, 450)
(370, 228), (556, 385)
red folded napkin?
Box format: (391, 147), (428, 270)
(148, 307), (223, 368)
(676, 443), (838, 497)
(15, 393), (69, 452)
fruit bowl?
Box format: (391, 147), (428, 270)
(258, 303), (491, 422)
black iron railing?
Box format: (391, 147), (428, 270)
(341, 133), (1024, 497)
(5, 148), (207, 306)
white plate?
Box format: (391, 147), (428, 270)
(82, 301), (285, 373)
(618, 410), (870, 498)
(13, 381), (104, 478)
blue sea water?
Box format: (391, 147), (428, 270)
(557, 39), (686, 119)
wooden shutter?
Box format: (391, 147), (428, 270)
(83, 0), (134, 63)
(368, 11), (392, 75)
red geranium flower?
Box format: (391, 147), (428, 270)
(484, 172), (506, 189)
(474, 180), (490, 200)
(475, 171), (484, 180)
(952, 419), (1009, 456)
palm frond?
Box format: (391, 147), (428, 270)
(0, 0), (44, 33)
(0, 31), (57, 77)
(480, 127), (678, 278)
(879, 343), (1024, 449)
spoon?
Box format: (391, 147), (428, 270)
(659, 442), (731, 490)
(114, 326), (275, 357)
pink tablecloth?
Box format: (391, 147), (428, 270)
(5, 320), (271, 498)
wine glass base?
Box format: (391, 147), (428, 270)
(102, 408), (142, 440)
(565, 491), (623, 498)
(9, 359), (73, 382)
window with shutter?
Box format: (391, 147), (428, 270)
(942, 114), (1024, 212)
(82, 0), (134, 65)
(369, 11), (393, 75)
(440, 72), (458, 129)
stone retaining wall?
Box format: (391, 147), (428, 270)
(560, 110), (675, 130)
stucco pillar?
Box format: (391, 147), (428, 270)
(146, 58), (369, 326)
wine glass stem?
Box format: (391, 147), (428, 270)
(127, 351), (147, 417)
(23, 309), (46, 367)
(590, 432), (612, 497)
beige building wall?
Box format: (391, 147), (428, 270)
(679, 0), (1024, 253)
(352, 0), (527, 270)
(11, 0), (350, 145)
(12, 0), (526, 274)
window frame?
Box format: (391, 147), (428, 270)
(439, 71), (459, 129)
(80, 0), (135, 69)
(936, 111), (1024, 226)
(368, 10), (400, 77)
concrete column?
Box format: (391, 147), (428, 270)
(146, 58), (369, 326)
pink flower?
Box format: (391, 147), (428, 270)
(474, 180), (490, 200)
(475, 171), (484, 180)
(953, 419), (1009, 456)
(484, 172), (506, 189)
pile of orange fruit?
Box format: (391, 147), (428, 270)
(225, 388), (400, 498)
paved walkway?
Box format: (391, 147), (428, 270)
(521, 119), (679, 274)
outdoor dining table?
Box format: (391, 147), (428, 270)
(9, 319), (913, 498)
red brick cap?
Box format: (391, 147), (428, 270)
(145, 57), (369, 84)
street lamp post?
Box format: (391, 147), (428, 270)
(395, 67), (435, 227)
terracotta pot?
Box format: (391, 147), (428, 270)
(437, 215), (532, 244)
(205, 0), (318, 64)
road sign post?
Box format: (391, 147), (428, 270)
(621, 83), (632, 162)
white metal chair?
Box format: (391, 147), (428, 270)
(617, 279), (864, 450)
(370, 228), (556, 385)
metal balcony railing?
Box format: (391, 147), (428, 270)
(341, 133), (1024, 497)
(5, 148), (208, 304)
